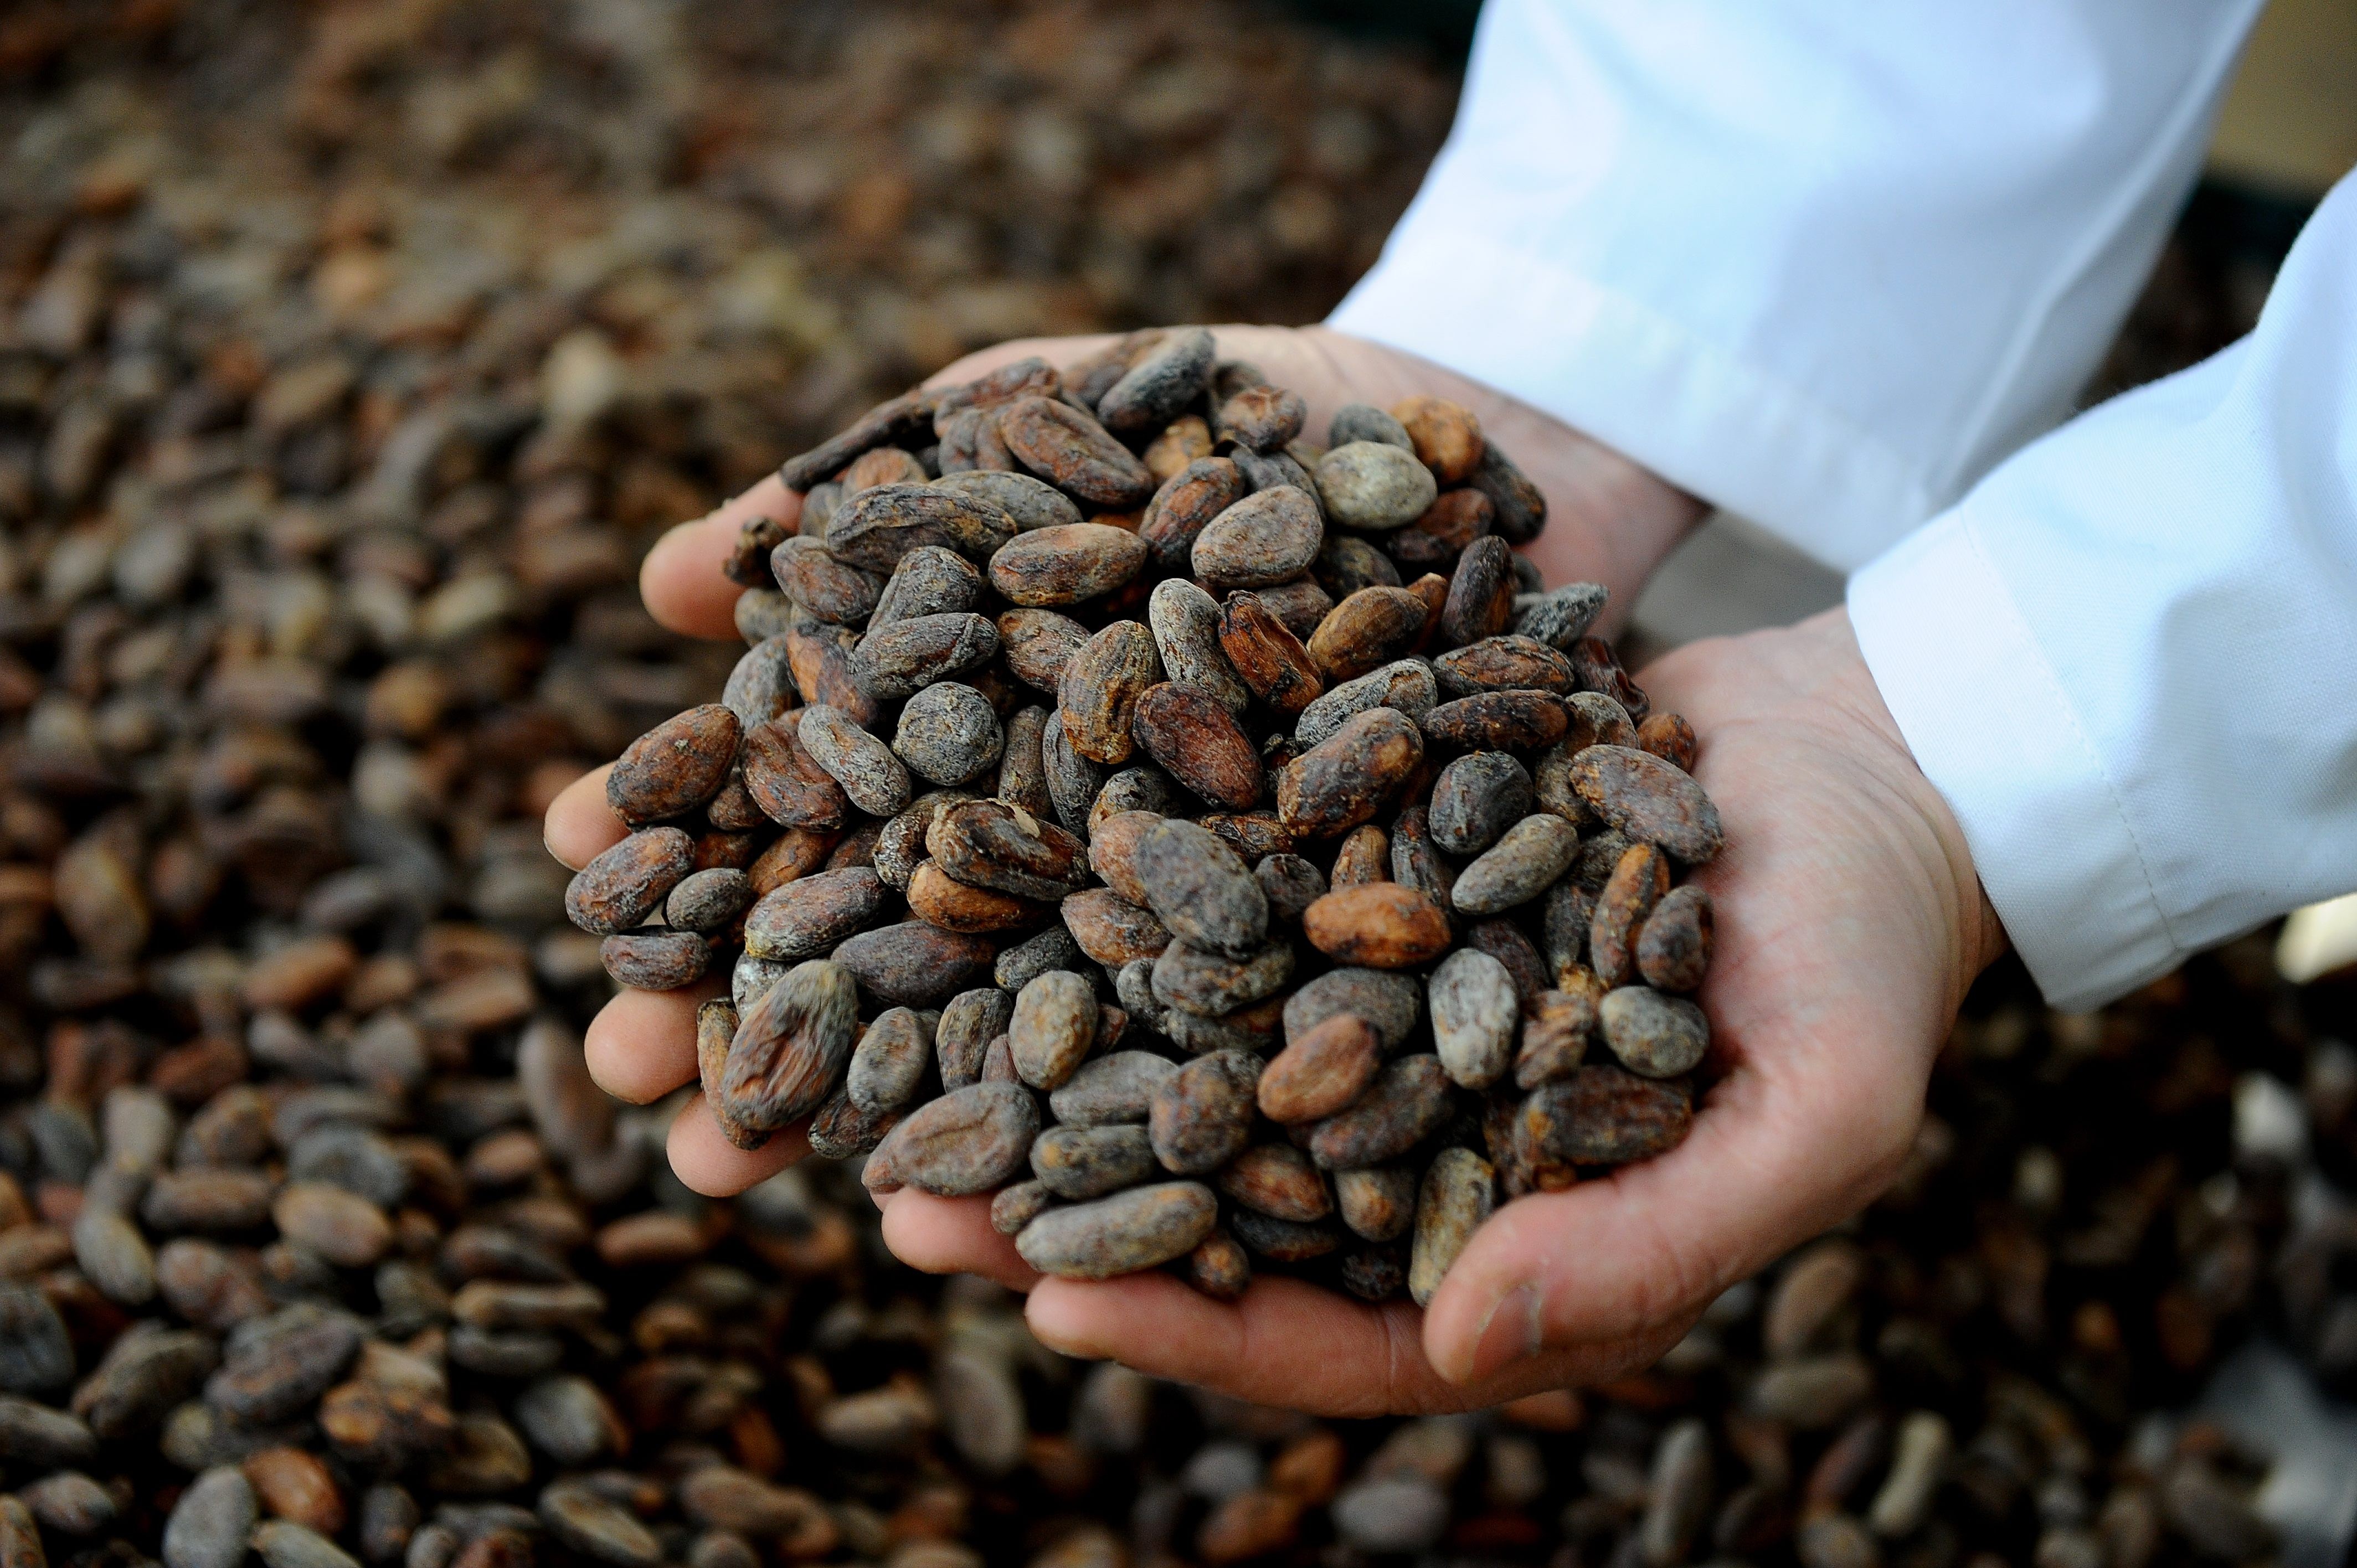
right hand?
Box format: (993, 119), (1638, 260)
(543, 324), (1704, 1198)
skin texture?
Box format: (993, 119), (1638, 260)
(543, 325), (2001, 1414)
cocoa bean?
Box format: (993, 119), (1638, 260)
(1015, 1182), (1219, 1280)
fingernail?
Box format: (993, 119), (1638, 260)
(1465, 1284), (1543, 1383)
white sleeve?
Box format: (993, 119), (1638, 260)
(1849, 170), (2357, 1012)
(1328, 0), (2264, 571)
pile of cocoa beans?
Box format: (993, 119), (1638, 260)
(565, 330), (1722, 1304)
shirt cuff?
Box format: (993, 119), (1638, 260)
(1846, 509), (2181, 1011)
(1327, 230), (1939, 573)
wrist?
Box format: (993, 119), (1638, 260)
(1804, 609), (2011, 997)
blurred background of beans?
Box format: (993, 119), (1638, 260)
(0, 6), (2353, 1568)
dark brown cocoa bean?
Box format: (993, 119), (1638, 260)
(1329, 824), (1390, 889)
(1133, 818), (1267, 958)
(1192, 487), (1322, 590)
(1149, 1051), (1261, 1175)
(1453, 814), (1580, 916)
(1015, 1182), (1217, 1279)
(1408, 1148), (1494, 1306)
(1216, 592), (1324, 716)
(1152, 941), (1294, 1019)
(1000, 398), (1155, 507)
(1433, 635), (1577, 699)
(779, 391), (934, 491)
(1277, 708), (1423, 840)
(721, 960), (857, 1130)
(1468, 439), (1548, 545)
(1031, 1125), (1157, 1200)
(1139, 458), (1247, 574)
(824, 484), (1016, 571)
(851, 613), (999, 701)
(989, 1180), (1056, 1237)
(932, 469), (1080, 532)
(606, 706), (740, 827)
(1419, 691), (1567, 754)
(1307, 1055), (1453, 1170)
(743, 868), (888, 961)
(1256, 576), (1337, 640)
(1216, 384), (1306, 452)
(1439, 537), (1517, 645)
(1059, 890), (1171, 966)
(935, 989), (1012, 1092)
(1306, 588), (1427, 684)
(1255, 854), (1327, 924)
(1129, 683), (1262, 810)
(1569, 636), (1650, 720)
(1520, 1066), (1691, 1165)
(1049, 1052), (1177, 1128)
(927, 798), (1092, 900)
(697, 999), (766, 1151)
(1589, 842), (1670, 986)
(1314, 535), (1403, 600)
(1514, 988), (1598, 1089)
(1386, 803), (1458, 916)
(600, 932), (709, 991)
(1636, 884), (1713, 992)
(996, 609), (1090, 692)
(1636, 711), (1699, 772)
(1058, 622), (1162, 765)
(1428, 752), (1533, 856)
(830, 922), (996, 1005)
(1095, 327), (1213, 434)
(991, 523), (1150, 606)
(564, 829), (693, 936)
(666, 868), (754, 934)
(797, 705), (912, 817)
(874, 1084), (1041, 1197)
(785, 622), (882, 728)
(770, 538), (885, 623)
(742, 720), (850, 830)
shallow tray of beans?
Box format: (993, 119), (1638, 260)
(565, 330), (1725, 1304)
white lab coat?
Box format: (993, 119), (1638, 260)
(1329, 0), (2355, 1009)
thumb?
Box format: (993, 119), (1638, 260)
(1420, 1029), (1919, 1385)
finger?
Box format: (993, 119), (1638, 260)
(1422, 1043), (1912, 1386)
(639, 475), (799, 642)
(1018, 1270), (1598, 1417)
(544, 764), (622, 872)
(667, 1094), (808, 1196)
(877, 1191), (1042, 1292)
(583, 982), (713, 1103)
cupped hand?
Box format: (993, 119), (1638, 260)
(884, 610), (2006, 1415)
(543, 324), (1699, 1196)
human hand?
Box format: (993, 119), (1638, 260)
(879, 610), (2006, 1415)
(542, 324), (1701, 1196)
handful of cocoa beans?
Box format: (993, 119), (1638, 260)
(563, 327), (1722, 1306)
